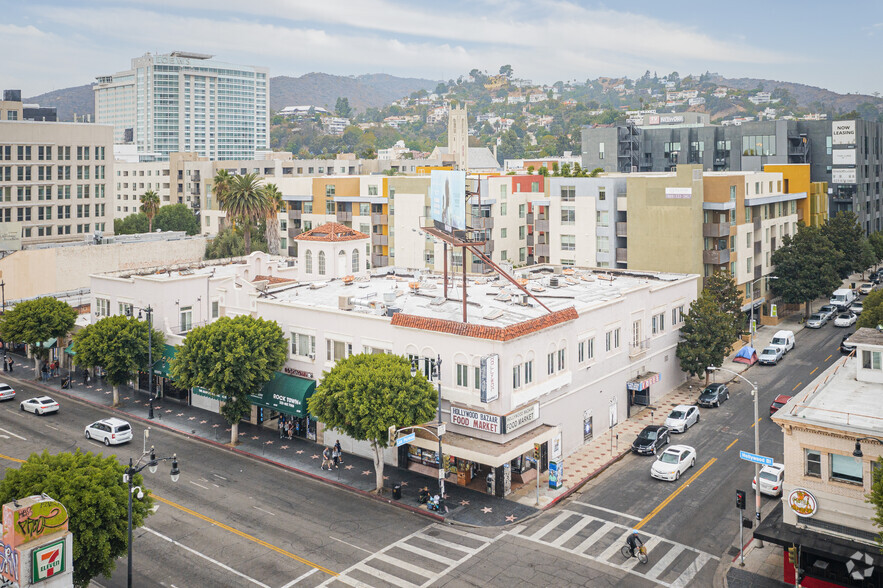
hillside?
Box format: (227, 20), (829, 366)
(712, 75), (878, 113)
(269, 72), (437, 112)
(24, 84), (95, 122)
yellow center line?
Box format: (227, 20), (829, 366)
(792, 381), (803, 391)
(810, 367), (819, 375)
(750, 417), (762, 428)
(0, 453), (25, 463)
(155, 495), (338, 576)
(633, 458), (717, 531)
(725, 439), (739, 452)
(825, 354), (833, 362)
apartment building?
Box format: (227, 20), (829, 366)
(95, 51), (270, 161)
(0, 107), (114, 248)
(761, 327), (883, 586)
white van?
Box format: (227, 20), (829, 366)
(769, 330), (795, 354)
(830, 288), (856, 310)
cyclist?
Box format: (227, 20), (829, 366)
(626, 530), (643, 558)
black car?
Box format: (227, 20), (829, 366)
(840, 333), (856, 354)
(698, 383), (730, 408)
(631, 425), (671, 455)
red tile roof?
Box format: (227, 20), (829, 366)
(253, 275), (296, 285)
(293, 222), (368, 242)
(390, 307), (578, 341)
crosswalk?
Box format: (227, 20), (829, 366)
(509, 509), (718, 587)
(317, 525), (494, 588)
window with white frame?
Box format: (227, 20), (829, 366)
(578, 337), (594, 363)
(561, 235), (575, 251)
(561, 207), (575, 224)
(561, 186), (575, 201)
(512, 364), (521, 389)
(291, 332), (316, 357)
(179, 306), (192, 332)
(305, 250), (313, 273)
(524, 360), (533, 384)
(318, 251), (326, 275)
(211, 300), (220, 319)
(363, 346), (390, 355)
(671, 305), (685, 325)
(652, 312), (665, 334)
(557, 348), (566, 371)
(95, 297), (110, 317)
(118, 301), (132, 317)
(805, 449), (821, 477)
(830, 453), (863, 484)
(474, 366), (480, 390)
(456, 363), (469, 387)
(326, 339), (352, 362)
(606, 328), (621, 351)
(862, 350), (882, 370)
(547, 352), (555, 375)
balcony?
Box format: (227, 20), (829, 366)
(629, 339), (650, 359)
(754, 241), (761, 254)
(536, 244), (550, 258)
(288, 227), (303, 240)
(702, 249), (730, 265)
(336, 210), (353, 222)
(371, 254), (389, 267)
(371, 213), (387, 224)
(535, 219), (549, 232)
(615, 222), (628, 238)
(289, 209), (301, 220)
(754, 265), (762, 280)
(471, 217), (494, 230)
(479, 240), (494, 255)
(526, 234), (534, 246)
(702, 223), (730, 238)
(616, 248), (627, 264)
(371, 234), (388, 246)
(526, 212), (534, 224)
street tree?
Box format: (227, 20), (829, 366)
(308, 353), (437, 491)
(170, 315), (286, 444)
(870, 456), (883, 545)
(212, 169), (232, 207)
(222, 173), (271, 254)
(859, 239), (878, 279)
(704, 271), (743, 336)
(676, 292), (737, 384)
(857, 290), (883, 329)
(0, 297), (77, 378)
(154, 203), (200, 235)
(821, 211), (866, 278)
(261, 183), (284, 255)
(770, 225), (842, 318)
(869, 231), (883, 264)
(73, 315), (164, 406)
(0, 449), (154, 588)
(139, 190), (160, 232)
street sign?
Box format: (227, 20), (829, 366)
(740, 450), (774, 466)
(437, 423), (446, 436)
(396, 432), (415, 447)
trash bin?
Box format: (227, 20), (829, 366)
(392, 484), (402, 500)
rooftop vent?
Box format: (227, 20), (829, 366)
(483, 309), (504, 320)
(430, 297), (446, 306)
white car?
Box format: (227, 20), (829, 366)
(859, 283), (874, 295)
(759, 346), (784, 365)
(853, 301), (864, 315)
(834, 312), (857, 327)
(651, 445), (696, 482)
(664, 405), (700, 433)
(84, 418), (133, 446)
(0, 383), (15, 401)
(752, 463), (785, 496)
(20, 396), (59, 415)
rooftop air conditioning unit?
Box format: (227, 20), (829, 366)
(338, 296), (353, 311)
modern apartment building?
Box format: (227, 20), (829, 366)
(0, 100), (114, 249)
(581, 118), (882, 234)
(95, 52), (270, 161)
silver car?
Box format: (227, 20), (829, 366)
(664, 405), (700, 433)
(806, 312), (827, 328)
(0, 383), (15, 401)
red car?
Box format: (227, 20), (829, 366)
(770, 394), (792, 416)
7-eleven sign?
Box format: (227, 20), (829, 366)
(32, 539), (65, 583)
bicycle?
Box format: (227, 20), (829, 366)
(621, 544), (648, 564)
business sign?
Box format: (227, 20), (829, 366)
(739, 450), (774, 466)
(430, 170), (467, 231)
(32, 539), (65, 583)
(503, 402), (540, 434)
(832, 168), (857, 184)
(647, 115), (684, 125)
(450, 406), (501, 434)
(832, 120), (856, 145)
(627, 372), (660, 391)
(665, 187), (692, 199)
(788, 488), (818, 518)
(154, 55), (192, 66)
(480, 354), (499, 403)
(832, 149), (857, 165)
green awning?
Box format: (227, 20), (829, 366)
(64, 341), (75, 356)
(152, 344), (178, 378)
(38, 338), (57, 349)
(249, 372), (315, 418)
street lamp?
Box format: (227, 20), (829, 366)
(137, 306), (155, 419)
(748, 276), (778, 351)
(410, 355), (445, 506)
(124, 446), (179, 588)
(853, 436), (883, 458)
(708, 366), (764, 536)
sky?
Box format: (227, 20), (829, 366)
(2, 0), (882, 97)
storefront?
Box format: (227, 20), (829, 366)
(249, 372), (317, 442)
(145, 344), (186, 401)
(627, 371), (660, 416)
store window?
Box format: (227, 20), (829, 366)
(830, 453), (862, 484)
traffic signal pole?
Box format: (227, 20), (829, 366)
(736, 489), (747, 566)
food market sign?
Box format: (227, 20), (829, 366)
(787, 488), (817, 518)
(503, 403), (540, 434)
(450, 406), (501, 434)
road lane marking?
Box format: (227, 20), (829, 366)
(189, 481), (209, 490)
(750, 418), (762, 428)
(633, 458), (717, 531)
(0, 453), (24, 463)
(329, 536), (373, 554)
(810, 367), (819, 375)
(581, 503), (641, 522)
(0, 427), (26, 441)
(793, 381), (804, 391)
(825, 354), (833, 361)
(251, 506), (275, 517)
(152, 494), (337, 576)
(282, 569), (317, 588)
(142, 527), (271, 588)
(725, 439), (739, 452)
(211, 473), (227, 480)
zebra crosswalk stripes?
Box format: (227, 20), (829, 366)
(510, 509), (717, 588)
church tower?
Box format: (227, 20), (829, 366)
(448, 103), (468, 170)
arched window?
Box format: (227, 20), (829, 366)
(338, 250), (346, 275)
(318, 251), (326, 275)
(305, 250), (313, 273)
(352, 249), (360, 273)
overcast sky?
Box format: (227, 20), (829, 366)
(3, 0), (881, 97)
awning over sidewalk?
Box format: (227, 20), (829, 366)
(248, 372), (316, 418)
(409, 424), (558, 468)
(627, 372), (660, 391)
(63, 341), (75, 356)
(152, 344), (178, 378)
(38, 338), (57, 350)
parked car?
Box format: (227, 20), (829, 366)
(759, 346), (784, 365)
(859, 283), (874, 295)
(840, 334), (857, 354)
(853, 301), (864, 314)
(752, 463), (786, 497)
(650, 445), (696, 482)
(20, 396), (59, 415)
(698, 383), (730, 408)
(84, 418), (133, 446)
(806, 313), (828, 328)
(631, 425), (671, 455)
(0, 383), (15, 401)
(818, 305), (838, 321)
(830, 288), (856, 310)
(770, 394), (793, 415)
(665, 405), (700, 433)
(769, 330), (795, 354)
(834, 312), (857, 327)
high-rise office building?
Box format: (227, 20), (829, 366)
(94, 52), (269, 161)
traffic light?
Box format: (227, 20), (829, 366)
(533, 443), (541, 460)
(736, 489), (746, 510)
(787, 546), (798, 566)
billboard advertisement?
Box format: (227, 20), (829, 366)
(832, 121), (856, 145)
(430, 170), (466, 231)
(832, 168), (857, 184)
(832, 149), (856, 165)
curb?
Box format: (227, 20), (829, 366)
(6, 373), (446, 524)
(543, 449), (630, 511)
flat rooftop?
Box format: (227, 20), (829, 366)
(265, 266), (692, 328)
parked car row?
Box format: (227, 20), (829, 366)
(759, 329), (795, 366)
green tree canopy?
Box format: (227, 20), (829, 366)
(857, 290), (883, 329)
(222, 173), (271, 254)
(704, 271), (743, 335)
(114, 213), (149, 235)
(204, 225), (268, 259)
(870, 456), (883, 545)
(261, 183), (284, 255)
(73, 315), (164, 406)
(335, 97), (352, 119)
(0, 297), (77, 377)
(154, 203), (200, 235)
(821, 211), (866, 278)
(676, 292), (738, 383)
(869, 231), (883, 263)
(771, 224), (842, 317)
(139, 190), (160, 232)
(0, 450), (154, 588)
(170, 315), (286, 444)
(308, 353), (437, 491)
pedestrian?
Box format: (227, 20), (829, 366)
(321, 446), (332, 470)
(2, 354), (7, 372)
(332, 444), (341, 469)
(82, 368), (89, 385)
(287, 420), (293, 440)
(7, 356), (13, 373)
(41, 364), (48, 382)
(334, 440), (344, 464)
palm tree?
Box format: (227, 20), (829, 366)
(212, 169), (233, 211)
(223, 173), (270, 254)
(139, 190), (160, 232)
(261, 183), (284, 255)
